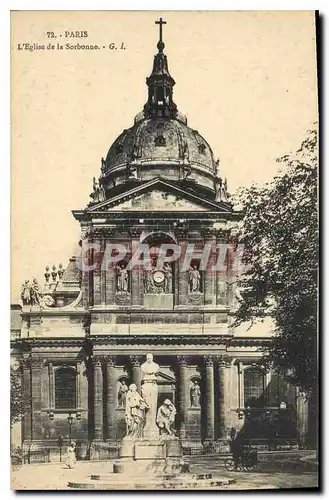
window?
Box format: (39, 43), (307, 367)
(244, 367), (265, 408)
(55, 367), (76, 409)
(155, 135), (166, 147)
(198, 144), (206, 154)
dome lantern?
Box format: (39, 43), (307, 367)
(143, 17), (178, 120)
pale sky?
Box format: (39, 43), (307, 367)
(11, 11), (318, 301)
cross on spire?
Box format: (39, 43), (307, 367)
(155, 17), (166, 43)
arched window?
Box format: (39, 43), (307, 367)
(55, 366), (76, 409)
(244, 367), (265, 408)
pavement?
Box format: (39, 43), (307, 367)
(11, 454), (319, 491)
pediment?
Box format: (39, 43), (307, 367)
(86, 178), (230, 213)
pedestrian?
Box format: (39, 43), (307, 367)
(229, 428), (243, 470)
(66, 441), (76, 469)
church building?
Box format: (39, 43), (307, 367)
(11, 18), (315, 462)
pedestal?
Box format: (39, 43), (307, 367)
(141, 381), (159, 439)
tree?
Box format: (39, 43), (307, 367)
(233, 128), (318, 396)
(11, 368), (23, 427)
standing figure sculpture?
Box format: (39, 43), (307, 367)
(164, 262), (173, 293)
(125, 384), (149, 438)
(156, 399), (177, 436)
(190, 380), (201, 408)
(21, 280), (31, 305)
(116, 264), (129, 292)
(141, 353), (160, 439)
(189, 265), (201, 293)
(30, 278), (42, 305)
(118, 380), (128, 407)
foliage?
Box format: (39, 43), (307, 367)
(233, 128), (318, 396)
(11, 369), (23, 426)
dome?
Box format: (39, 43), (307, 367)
(92, 19), (229, 204)
(101, 116), (216, 194)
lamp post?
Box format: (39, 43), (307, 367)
(67, 414), (74, 444)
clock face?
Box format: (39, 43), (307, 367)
(153, 270), (165, 284)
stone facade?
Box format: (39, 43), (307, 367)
(10, 19), (316, 462)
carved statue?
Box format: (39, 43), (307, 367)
(215, 175), (229, 203)
(141, 353), (160, 439)
(21, 279), (54, 307)
(116, 264), (129, 293)
(91, 176), (106, 203)
(156, 399), (177, 436)
(125, 383), (149, 438)
(215, 158), (220, 177)
(127, 164), (139, 180)
(144, 270), (154, 293)
(118, 380), (128, 407)
(57, 263), (64, 280)
(182, 141), (189, 164)
(21, 280), (31, 305)
(164, 262), (173, 293)
(189, 265), (201, 293)
(30, 278), (41, 305)
(190, 380), (201, 407)
(51, 265), (57, 282)
(44, 266), (50, 283)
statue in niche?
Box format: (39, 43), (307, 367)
(164, 262), (173, 293)
(125, 383), (149, 438)
(156, 399), (177, 436)
(116, 264), (129, 293)
(190, 380), (201, 408)
(189, 265), (201, 293)
(118, 379), (128, 407)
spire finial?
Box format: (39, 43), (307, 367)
(155, 17), (166, 53)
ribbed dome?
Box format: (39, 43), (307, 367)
(91, 19), (228, 204)
(101, 115), (216, 195)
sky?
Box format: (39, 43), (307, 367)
(11, 10), (318, 301)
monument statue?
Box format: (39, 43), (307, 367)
(116, 264), (129, 292)
(125, 384), (149, 438)
(156, 399), (177, 436)
(118, 380), (128, 407)
(190, 380), (201, 407)
(141, 353), (160, 439)
(189, 265), (201, 293)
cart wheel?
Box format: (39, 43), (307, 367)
(224, 458), (236, 472)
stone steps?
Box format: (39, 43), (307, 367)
(68, 474), (236, 490)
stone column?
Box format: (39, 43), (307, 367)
(177, 355), (189, 439)
(22, 357), (32, 441)
(130, 355), (142, 392)
(204, 356), (215, 442)
(217, 355), (232, 449)
(177, 239), (189, 306)
(48, 362), (54, 409)
(105, 356), (116, 441)
(203, 234), (216, 307)
(92, 356), (104, 441)
(31, 358), (44, 441)
(130, 231), (143, 306)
